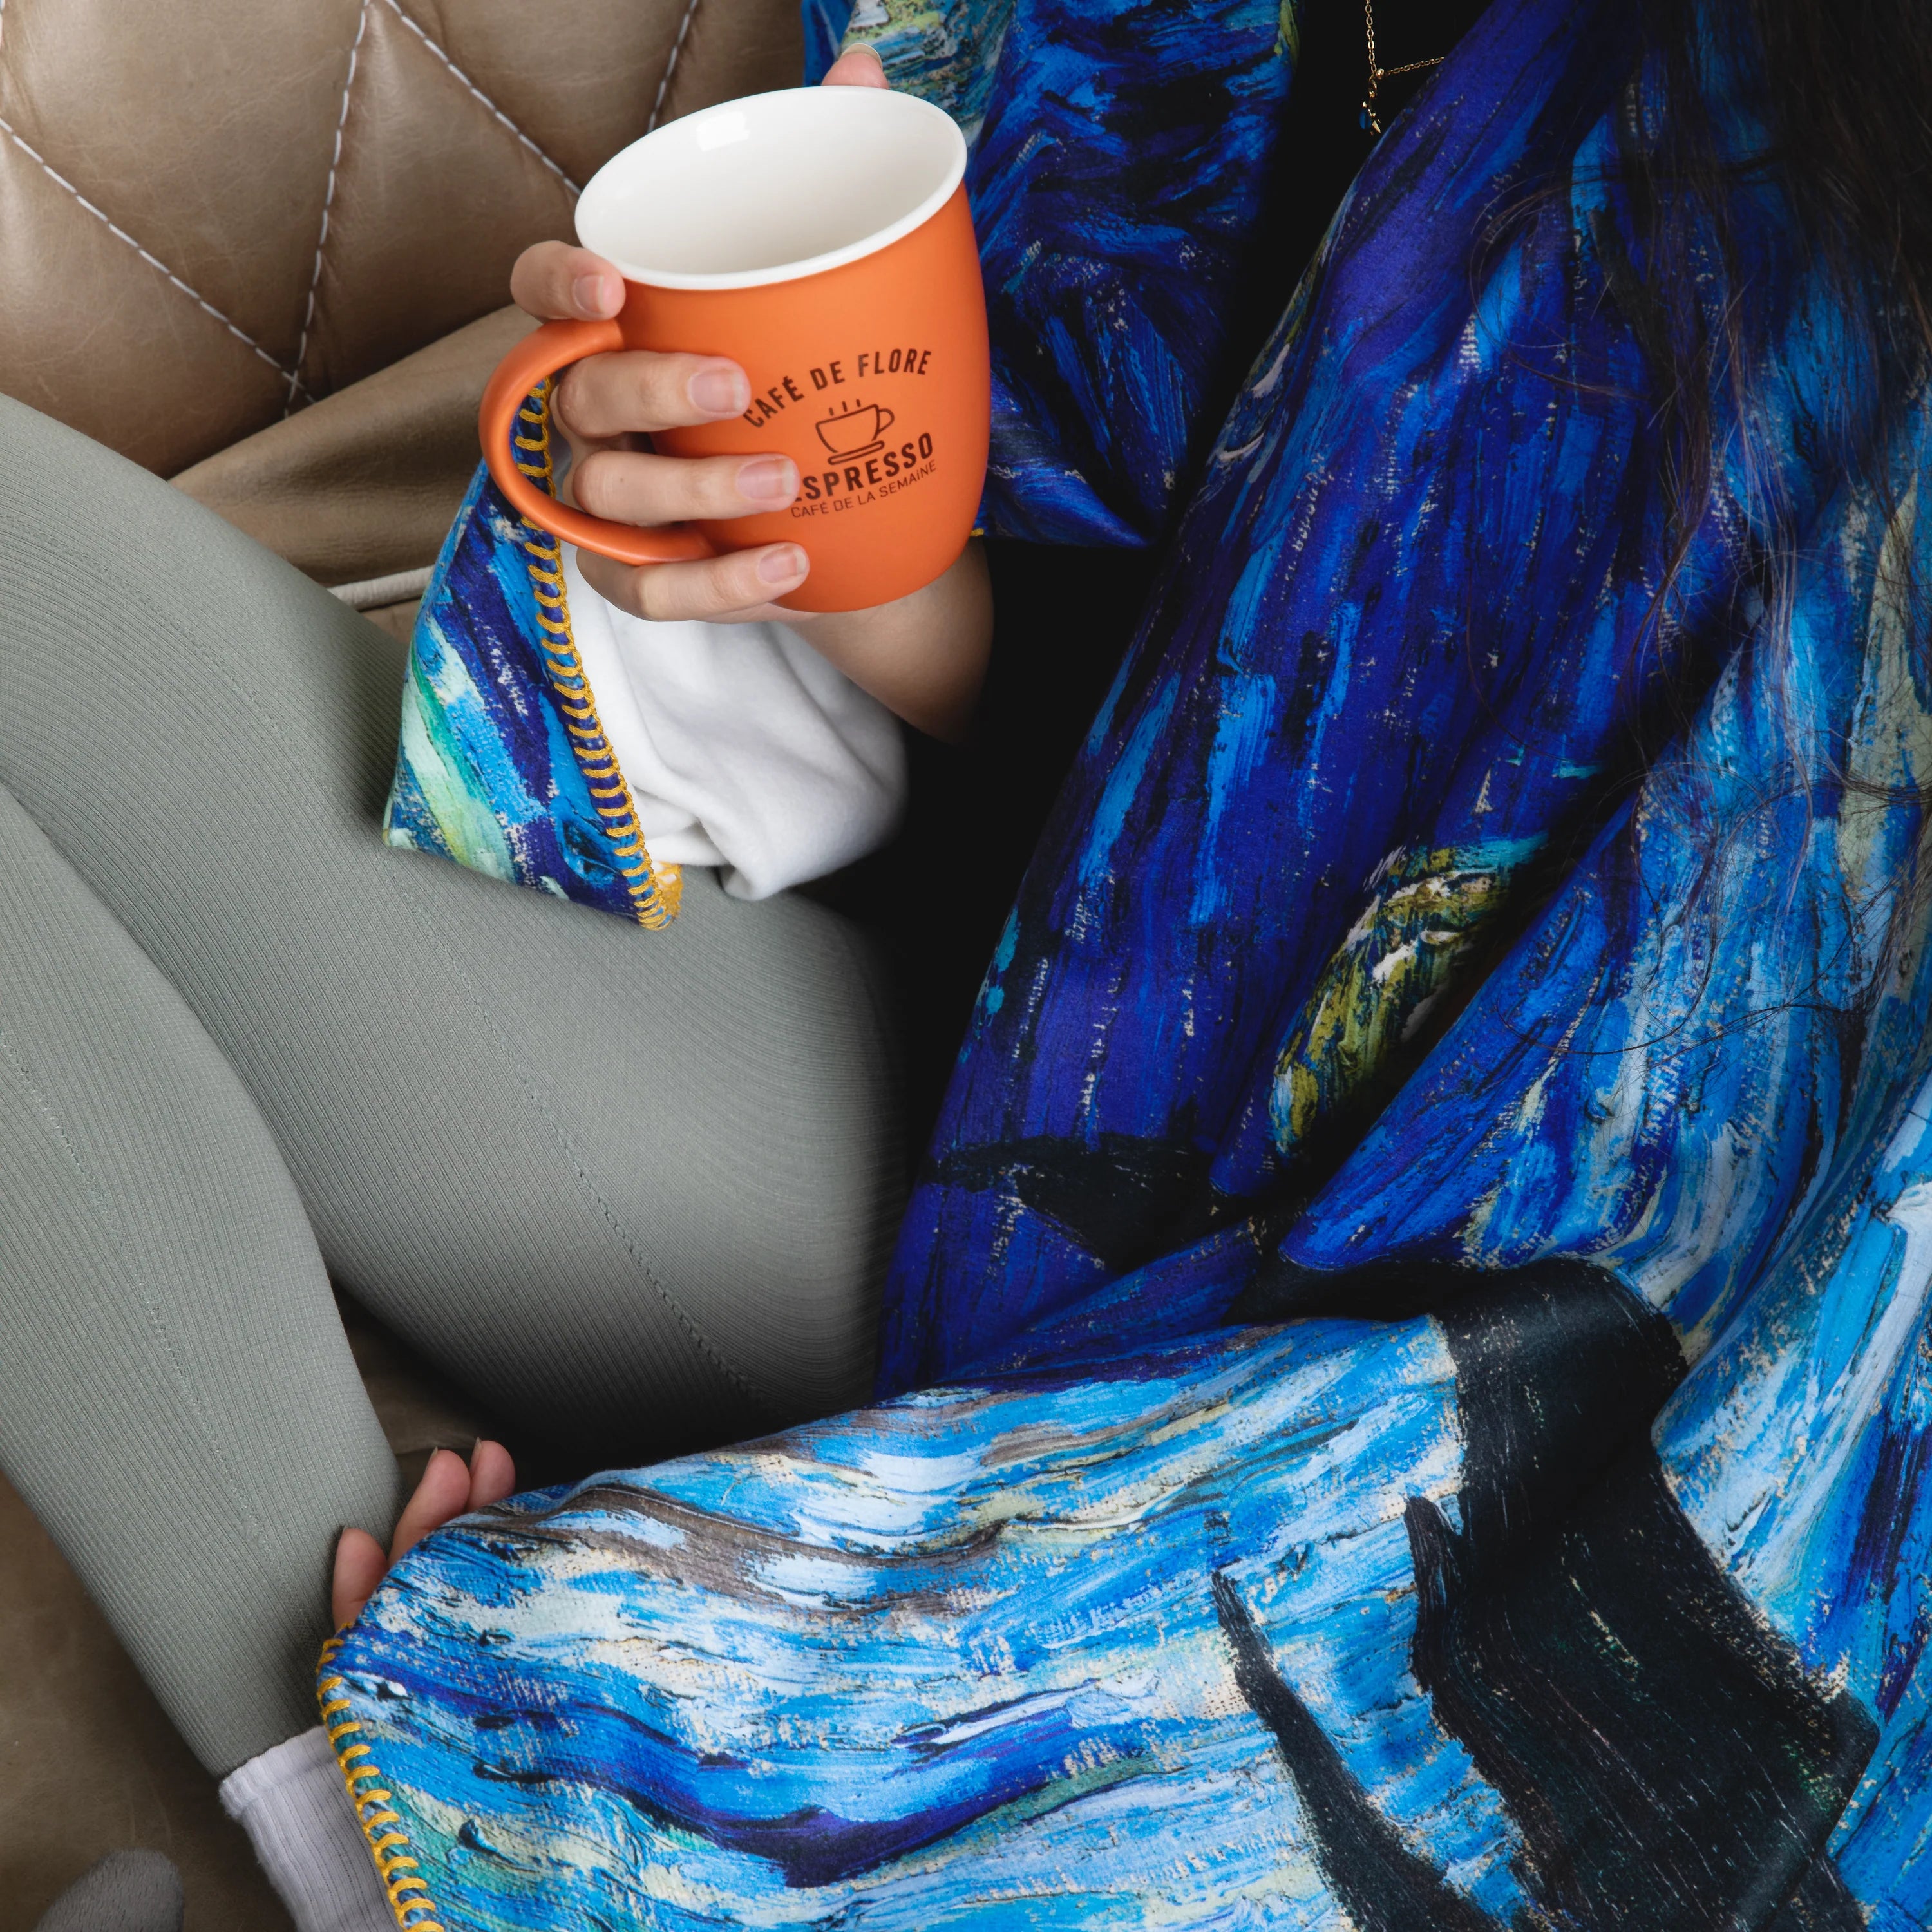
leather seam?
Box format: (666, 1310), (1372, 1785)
(377, 0), (580, 193)
(287, 0), (370, 415)
(647, 0), (705, 132)
(0, 114), (309, 398)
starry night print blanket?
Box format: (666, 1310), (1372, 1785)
(320, 0), (1932, 1926)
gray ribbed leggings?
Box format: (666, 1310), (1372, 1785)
(0, 397), (902, 1776)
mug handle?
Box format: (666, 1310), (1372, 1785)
(478, 318), (717, 567)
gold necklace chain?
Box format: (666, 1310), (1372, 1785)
(1361, 0), (1446, 135)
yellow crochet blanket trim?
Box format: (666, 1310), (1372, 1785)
(318, 1635), (445, 1932)
(515, 381), (681, 927)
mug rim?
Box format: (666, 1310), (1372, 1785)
(575, 86), (969, 292)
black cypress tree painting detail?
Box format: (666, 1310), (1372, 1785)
(1215, 1263), (1877, 1931)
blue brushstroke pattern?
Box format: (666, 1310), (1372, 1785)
(382, 422), (647, 922)
(328, 0), (1932, 1922)
(828, 0), (1296, 544)
(334, 1316), (1532, 1930)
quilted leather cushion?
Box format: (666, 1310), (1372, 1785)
(0, 0), (802, 478)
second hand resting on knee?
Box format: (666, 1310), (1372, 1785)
(510, 44), (993, 743)
(333, 1441), (517, 1629)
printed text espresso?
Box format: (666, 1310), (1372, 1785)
(741, 346), (940, 513)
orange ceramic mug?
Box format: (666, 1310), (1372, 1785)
(479, 86), (989, 615)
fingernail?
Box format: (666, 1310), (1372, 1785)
(690, 365), (750, 415)
(573, 272), (619, 317)
(737, 457), (799, 505)
(757, 544), (809, 585)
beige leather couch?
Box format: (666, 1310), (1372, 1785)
(0, 3), (796, 1922)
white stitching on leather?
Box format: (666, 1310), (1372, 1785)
(647, 0), (705, 132)
(286, 0), (368, 413)
(378, 0), (580, 192)
(0, 115), (308, 397)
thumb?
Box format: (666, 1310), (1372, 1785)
(822, 43), (889, 88)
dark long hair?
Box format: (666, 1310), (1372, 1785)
(1458, 0), (1932, 1050)
(1625, 0), (1932, 654)
(1620, 0), (1932, 1037)
(1738, 0), (1932, 359)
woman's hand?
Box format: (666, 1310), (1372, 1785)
(504, 43), (992, 740)
(331, 1439), (516, 1629)
(509, 240), (813, 621)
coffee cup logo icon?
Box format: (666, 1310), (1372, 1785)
(817, 397), (896, 461)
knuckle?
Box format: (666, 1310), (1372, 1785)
(674, 458), (731, 521)
(576, 451), (712, 526)
(559, 353), (679, 439)
(556, 359), (621, 437)
(549, 364), (586, 432)
(634, 567), (683, 623)
(634, 557), (744, 624)
(634, 352), (701, 428)
(674, 458), (736, 519)
(550, 360), (609, 438)
(572, 450), (634, 521)
(577, 552), (639, 614)
(715, 551), (773, 608)
(512, 240), (572, 312)
(583, 544), (781, 627)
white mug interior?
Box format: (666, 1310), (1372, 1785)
(574, 86), (969, 291)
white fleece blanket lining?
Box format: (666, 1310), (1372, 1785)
(562, 545), (907, 900)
